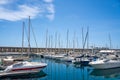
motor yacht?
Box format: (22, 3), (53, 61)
(89, 58), (120, 69)
(0, 61), (47, 77)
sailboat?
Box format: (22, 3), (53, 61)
(14, 21), (29, 61)
(1, 22), (25, 67)
(2, 22), (29, 66)
(0, 16), (47, 76)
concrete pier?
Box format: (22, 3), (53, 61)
(0, 46), (93, 53)
(0, 46), (119, 54)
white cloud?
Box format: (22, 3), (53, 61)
(0, 5), (40, 21)
(0, 0), (10, 4)
(46, 14), (54, 21)
(46, 4), (55, 13)
(45, 3), (55, 20)
(0, 0), (55, 21)
(44, 0), (53, 3)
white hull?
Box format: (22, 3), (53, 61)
(51, 55), (64, 60)
(61, 57), (74, 62)
(89, 60), (120, 69)
(4, 61), (47, 72)
(0, 69), (40, 77)
(44, 55), (52, 58)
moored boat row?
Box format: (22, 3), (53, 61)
(40, 49), (120, 69)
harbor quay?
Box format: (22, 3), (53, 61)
(0, 46), (120, 54)
(0, 46), (93, 53)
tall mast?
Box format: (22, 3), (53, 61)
(109, 34), (112, 49)
(82, 30), (88, 53)
(48, 35), (51, 48)
(31, 23), (38, 53)
(82, 27), (84, 48)
(87, 27), (89, 49)
(66, 29), (69, 48)
(66, 29), (69, 53)
(28, 16), (31, 54)
(76, 37), (79, 48)
(21, 22), (25, 57)
(55, 32), (57, 48)
(73, 31), (76, 52)
(45, 29), (48, 52)
(51, 35), (53, 48)
(58, 33), (61, 53)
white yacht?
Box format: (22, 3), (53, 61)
(51, 54), (65, 60)
(61, 56), (75, 62)
(0, 61), (47, 77)
(89, 59), (120, 69)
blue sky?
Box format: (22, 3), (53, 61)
(0, 0), (120, 49)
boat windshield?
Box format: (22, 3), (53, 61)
(13, 62), (23, 68)
(103, 59), (109, 62)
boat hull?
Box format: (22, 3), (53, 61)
(90, 61), (120, 69)
(0, 69), (41, 77)
(11, 66), (46, 72)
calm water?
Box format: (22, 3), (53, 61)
(1, 56), (120, 80)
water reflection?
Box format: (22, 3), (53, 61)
(0, 70), (47, 80)
(90, 68), (120, 78)
(15, 56), (120, 80)
(74, 64), (82, 68)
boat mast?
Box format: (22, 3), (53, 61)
(51, 35), (53, 48)
(87, 27), (89, 49)
(66, 29), (69, 53)
(55, 32), (57, 48)
(82, 27), (84, 48)
(30, 23), (38, 53)
(55, 32), (57, 54)
(76, 37), (79, 48)
(45, 29), (48, 53)
(66, 29), (69, 48)
(109, 34), (112, 49)
(58, 33), (61, 54)
(28, 16), (31, 55)
(48, 35), (50, 51)
(21, 22), (25, 57)
(73, 31), (76, 53)
(82, 28), (88, 53)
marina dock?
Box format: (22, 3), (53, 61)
(0, 46), (92, 53)
(0, 46), (119, 54)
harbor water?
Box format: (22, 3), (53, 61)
(1, 56), (120, 80)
